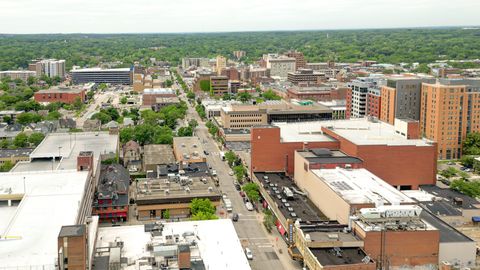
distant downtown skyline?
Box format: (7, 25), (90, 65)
(0, 0), (479, 34)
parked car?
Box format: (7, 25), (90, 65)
(204, 150), (209, 155)
(235, 183), (241, 191)
(229, 171), (234, 176)
(245, 202), (254, 211)
(232, 213), (239, 222)
(447, 161), (455, 165)
(245, 248), (253, 260)
(239, 191), (246, 197)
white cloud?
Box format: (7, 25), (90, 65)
(0, 0), (479, 33)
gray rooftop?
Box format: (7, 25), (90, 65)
(143, 144), (175, 165)
(58, 224), (86, 237)
(0, 148), (33, 158)
(420, 208), (474, 243)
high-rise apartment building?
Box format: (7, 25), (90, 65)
(216, 55), (227, 75)
(346, 76), (385, 119)
(181, 57), (209, 69)
(380, 76), (435, 125)
(233, 50), (246, 60)
(29, 59), (66, 78)
(285, 50), (306, 70)
(420, 79), (480, 159)
(267, 57), (296, 78)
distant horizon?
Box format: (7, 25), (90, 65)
(1, 0), (479, 34)
(1, 25), (479, 35)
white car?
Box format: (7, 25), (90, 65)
(229, 171), (234, 176)
(245, 248), (253, 260)
(245, 202), (254, 211)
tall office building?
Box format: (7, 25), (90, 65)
(71, 67), (132, 85)
(420, 79), (480, 159)
(285, 50), (306, 70)
(380, 76), (435, 124)
(216, 55), (227, 75)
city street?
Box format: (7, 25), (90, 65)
(183, 96), (302, 270)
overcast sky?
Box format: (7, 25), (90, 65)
(1, 0), (479, 34)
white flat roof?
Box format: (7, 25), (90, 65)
(96, 219), (251, 270)
(274, 118), (431, 146)
(274, 121), (335, 143)
(143, 88), (175, 94)
(0, 170), (89, 269)
(17, 132), (118, 172)
(312, 168), (415, 205)
(71, 67), (131, 72)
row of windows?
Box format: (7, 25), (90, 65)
(230, 114), (262, 117)
(230, 119), (262, 123)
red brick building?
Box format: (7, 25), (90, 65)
(34, 87), (86, 104)
(345, 88), (352, 119)
(221, 67), (240, 81)
(251, 119), (437, 189)
(367, 90), (381, 119)
(92, 164), (130, 222)
(142, 88), (176, 106)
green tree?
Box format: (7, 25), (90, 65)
(242, 183), (260, 202)
(120, 96), (128, 104)
(98, 83), (108, 90)
(233, 164), (247, 182)
(222, 93), (232, 100)
(440, 167), (458, 179)
(460, 156), (475, 168)
(177, 126), (193, 137)
(199, 80), (211, 92)
(91, 112), (112, 124)
(72, 97), (83, 111)
(237, 92), (252, 103)
(464, 133), (480, 155)
(13, 133), (29, 148)
(120, 127), (135, 144)
(188, 119), (198, 129)
(16, 112), (42, 125)
(165, 79), (173, 87)
(0, 139), (10, 149)
(261, 89), (281, 100)
(187, 91), (195, 100)
(450, 179), (480, 197)
(45, 111), (62, 120)
(27, 76), (37, 86)
(0, 160), (14, 172)
(263, 209), (276, 233)
(225, 150), (237, 166)
(87, 90), (95, 100)
(28, 132), (45, 146)
(413, 63), (431, 74)
(190, 198), (218, 220)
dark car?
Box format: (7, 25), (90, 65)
(235, 183), (241, 191)
(204, 150), (209, 155)
(232, 213), (239, 222)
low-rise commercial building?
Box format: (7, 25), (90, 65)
(173, 137), (207, 165)
(71, 67), (132, 85)
(135, 173), (222, 220)
(220, 100), (332, 129)
(287, 85), (348, 101)
(141, 88), (176, 106)
(251, 118), (437, 189)
(34, 87), (86, 104)
(143, 144), (176, 172)
(0, 70), (36, 81)
(287, 69), (325, 85)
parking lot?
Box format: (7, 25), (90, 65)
(254, 172), (328, 222)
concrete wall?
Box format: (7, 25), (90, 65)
(439, 241), (476, 268)
(353, 223), (440, 268)
(293, 151), (351, 223)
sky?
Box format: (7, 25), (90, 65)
(0, 0), (479, 34)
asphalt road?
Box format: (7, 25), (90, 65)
(183, 97), (300, 270)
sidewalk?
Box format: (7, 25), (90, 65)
(255, 211), (303, 270)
